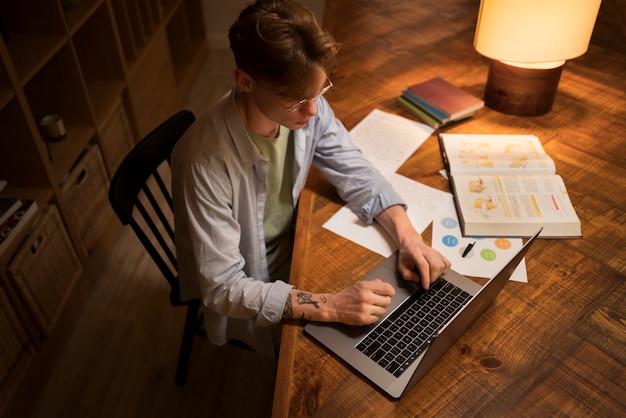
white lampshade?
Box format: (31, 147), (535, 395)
(474, 0), (602, 65)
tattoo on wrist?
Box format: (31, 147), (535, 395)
(282, 295), (294, 319)
(284, 292), (327, 320)
(297, 292), (319, 308)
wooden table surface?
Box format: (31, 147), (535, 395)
(272, 0), (626, 416)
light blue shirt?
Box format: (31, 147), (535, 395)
(172, 89), (405, 355)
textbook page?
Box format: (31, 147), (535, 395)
(440, 133), (555, 176)
(451, 173), (582, 238)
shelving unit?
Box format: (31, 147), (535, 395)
(0, 0), (206, 416)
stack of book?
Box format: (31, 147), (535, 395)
(0, 198), (38, 255)
(398, 77), (484, 128)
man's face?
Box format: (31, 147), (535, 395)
(252, 72), (331, 131)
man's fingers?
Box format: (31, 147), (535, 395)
(368, 278), (395, 297)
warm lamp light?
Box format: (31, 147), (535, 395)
(474, 0), (601, 116)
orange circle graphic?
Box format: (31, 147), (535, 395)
(494, 238), (512, 250)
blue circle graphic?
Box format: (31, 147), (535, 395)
(441, 217), (458, 229)
(442, 235), (459, 247)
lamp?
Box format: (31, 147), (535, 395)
(474, 0), (601, 116)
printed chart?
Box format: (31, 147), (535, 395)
(433, 196), (527, 282)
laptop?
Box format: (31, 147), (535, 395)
(304, 228), (541, 399)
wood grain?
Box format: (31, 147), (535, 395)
(273, 0), (626, 416)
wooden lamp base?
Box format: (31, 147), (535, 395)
(484, 60), (564, 116)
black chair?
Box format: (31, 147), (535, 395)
(108, 110), (203, 385)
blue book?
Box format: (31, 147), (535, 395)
(401, 89), (450, 122)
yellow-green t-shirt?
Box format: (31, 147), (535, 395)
(249, 126), (294, 276)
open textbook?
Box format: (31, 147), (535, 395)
(438, 133), (582, 238)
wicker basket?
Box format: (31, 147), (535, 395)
(99, 98), (134, 176)
(0, 286), (37, 416)
(7, 205), (82, 335)
(60, 144), (114, 255)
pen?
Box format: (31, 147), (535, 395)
(462, 241), (476, 258)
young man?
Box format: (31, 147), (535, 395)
(172, 0), (450, 357)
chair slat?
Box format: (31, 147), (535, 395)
(135, 197), (177, 271)
(108, 110), (202, 385)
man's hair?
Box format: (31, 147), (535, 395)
(229, 0), (338, 99)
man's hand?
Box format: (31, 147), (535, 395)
(284, 279), (395, 325)
(396, 240), (451, 289)
(325, 279), (396, 325)
(375, 205), (451, 289)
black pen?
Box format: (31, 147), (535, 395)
(462, 241), (476, 258)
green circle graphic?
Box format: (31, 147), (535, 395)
(480, 248), (497, 261)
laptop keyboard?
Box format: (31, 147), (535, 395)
(355, 278), (472, 377)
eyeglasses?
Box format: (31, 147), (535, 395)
(268, 78), (333, 113)
(261, 78), (333, 113)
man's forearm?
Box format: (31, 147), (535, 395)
(283, 289), (331, 321)
(375, 204), (424, 249)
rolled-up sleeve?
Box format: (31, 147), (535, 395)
(310, 99), (406, 223)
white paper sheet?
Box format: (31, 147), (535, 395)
(349, 108), (434, 172)
(431, 195), (527, 282)
(322, 109), (439, 256)
(323, 173), (450, 256)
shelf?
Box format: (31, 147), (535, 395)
(0, 187), (55, 267)
(183, 0), (205, 44)
(166, 6), (193, 83)
(72, 2), (125, 124)
(0, 285), (37, 418)
(0, 0), (67, 85)
(109, 0), (138, 65)
(85, 80), (126, 125)
(0, 1), (207, 414)
(126, 0), (148, 51)
(0, 98), (49, 188)
(148, 0), (163, 26)
(136, 0), (157, 39)
(63, 0), (105, 35)
(0, 53), (14, 110)
(160, 0), (182, 22)
(166, 0), (205, 84)
(46, 125), (96, 185)
(97, 96), (134, 175)
(0, 186), (54, 207)
(0, 87), (12, 110)
(127, 29), (177, 137)
(22, 44), (95, 185)
(7, 34), (67, 86)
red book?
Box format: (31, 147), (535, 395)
(407, 77), (484, 120)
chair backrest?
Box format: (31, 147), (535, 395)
(109, 110), (195, 306)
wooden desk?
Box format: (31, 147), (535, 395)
(273, 0), (626, 416)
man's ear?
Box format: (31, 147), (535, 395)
(234, 69), (254, 92)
